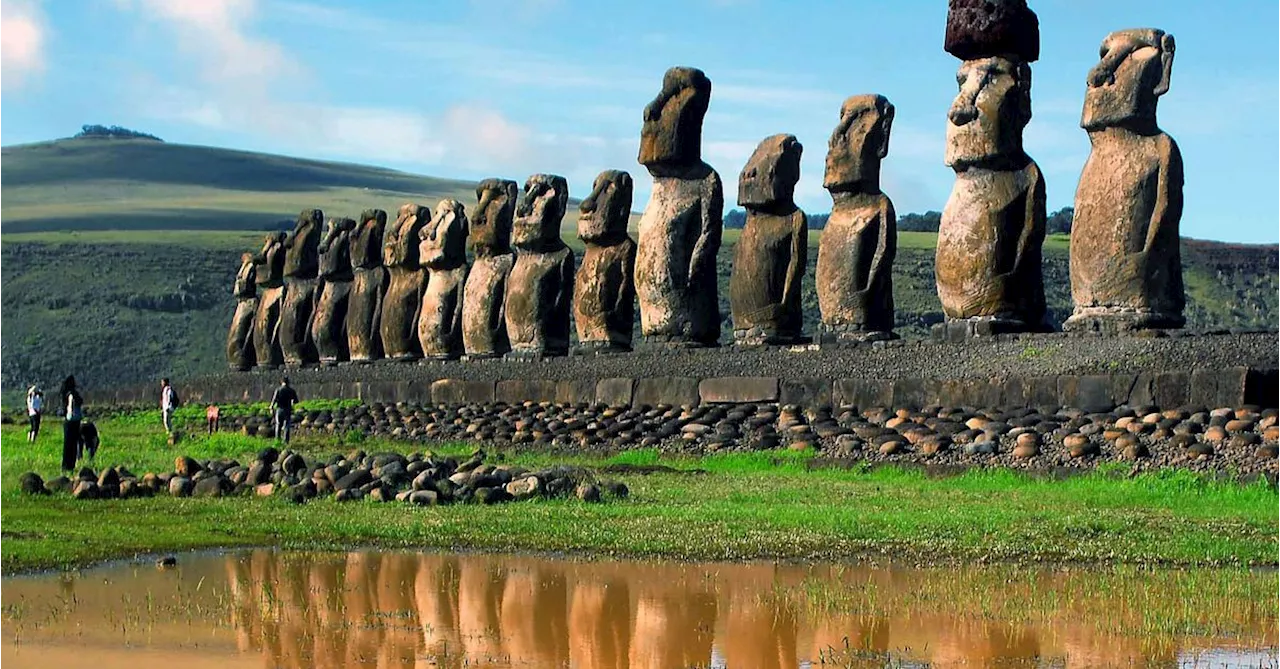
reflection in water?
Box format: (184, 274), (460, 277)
(2, 550), (1276, 669)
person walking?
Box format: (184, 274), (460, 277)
(26, 386), (44, 443)
(206, 404), (221, 434)
(160, 378), (179, 433)
(269, 377), (299, 443)
(60, 376), (84, 472)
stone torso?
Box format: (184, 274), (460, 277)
(462, 253), (515, 357)
(506, 246), (575, 355)
(346, 266), (387, 361)
(1070, 131), (1183, 314)
(816, 194), (896, 332)
(418, 265), (468, 359)
(936, 161), (1045, 323)
(574, 238), (637, 348)
(634, 168), (722, 343)
(729, 209), (806, 337)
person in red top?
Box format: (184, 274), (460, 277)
(206, 404), (221, 434)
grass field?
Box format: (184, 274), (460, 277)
(2, 407), (1275, 574)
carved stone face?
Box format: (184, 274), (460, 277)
(283, 208), (323, 277)
(385, 203), (428, 268)
(824, 94), (894, 192)
(318, 217), (355, 279)
(945, 56), (1031, 169)
(419, 198), (469, 268)
(638, 66), (712, 171)
(353, 209), (387, 269)
(578, 170), (633, 243)
(513, 174), (568, 250)
(234, 252), (256, 297)
(1082, 29), (1174, 131)
(471, 178), (517, 255)
(255, 231), (286, 286)
(738, 134), (803, 208)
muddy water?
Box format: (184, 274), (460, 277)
(2, 550), (1275, 669)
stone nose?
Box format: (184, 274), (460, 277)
(948, 101), (978, 126)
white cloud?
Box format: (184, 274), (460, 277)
(1, 0), (47, 92)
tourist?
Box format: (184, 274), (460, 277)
(160, 378), (178, 433)
(269, 377), (299, 443)
(26, 385), (43, 443)
(79, 420), (100, 461)
(206, 404), (220, 434)
(60, 376), (83, 472)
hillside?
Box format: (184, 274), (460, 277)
(1, 138), (1276, 403)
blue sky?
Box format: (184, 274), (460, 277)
(2, 0), (1276, 243)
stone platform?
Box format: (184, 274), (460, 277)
(106, 331), (1278, 411)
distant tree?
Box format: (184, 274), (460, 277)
(897, 210), (942, 232)
(1046, 206), (1074, 235)
(73, 125), (163, 142)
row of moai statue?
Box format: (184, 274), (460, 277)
(227, 0), (1185, 368)
(227, 171), (631, 369)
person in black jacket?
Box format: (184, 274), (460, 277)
(60, 375), (84, 472)
(269, 377), (299, 443)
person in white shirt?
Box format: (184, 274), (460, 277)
(26, 385), (43, 442)
(160, 378), (178, 433)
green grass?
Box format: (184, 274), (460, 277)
(2, 410), (1275, 574)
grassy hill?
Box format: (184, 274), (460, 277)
(2, 138), (1276, 404)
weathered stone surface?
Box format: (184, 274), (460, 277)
(635, 66), (723, 347)
(417, 199), (469, 360)
(574, 170), (637, 352)
(506, 174), (575, 357)
(1066, 29), (1184, 333)
(633, 377), (699, 408)
(833, 378), (893, 410)
(463, 179), (518, 359)
(944, 0), (1039, 62)
(280, 209), (323, 366)
(496, 379), (558, 404)
(817, 95), (897, 339)
(251, 232), (286, 368)
(227, 252), (258, 370)
(595, 378), (634, 407)
(381, 203), (429, 361)
(730, 134), (807, 345)
(430, 379), (495, 404)
(312, 217), (355, 364)
(937, 56), (1046, 331)
(699, 377), (779, 404)
(347, 209), (388, 362)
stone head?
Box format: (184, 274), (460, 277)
(945, 56), (1032, 169)
(638, 66), (712, 172)
(318, 217), (355, 278)
(419, 198), (469, 269)
(471, 178), (517, 256)
(578, 170), (633, 243)
(234, 252), (257, 297)
(283, 208), (323, 277)
(738, 134), (803, 209)
(255, 231), (287, 286)
(1082, 28), (1174, 132)
(385, 203), (429, 268)
(824, 94), (894, 192)
(353, 209), (387, 269)
(513, 174), (569, 250)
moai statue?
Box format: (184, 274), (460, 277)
(462, 179), (518, 359)
(635, 66), (724, 348)
(936, 0), (1047, 336)
(816, 94), (898, 342)
(381, 203), (430, 361)
(1065, 29), (1184, 332)
(573, 169), (637, 354)
(505, 174), (575, 358)
(729, 134), (807, 346)
(417, 199), (470, 360)
(226, 253), (258, 370)
(311, 217), (355, 365)
(280, 209), (323, 365)
(252, 231), (287, 368)
(346, 209), (389, 363)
